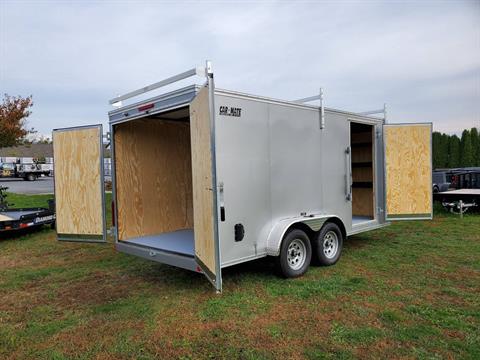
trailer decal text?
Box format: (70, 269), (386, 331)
(219, 106), (242, 117)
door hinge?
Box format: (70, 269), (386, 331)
(103, 132), (111, 148)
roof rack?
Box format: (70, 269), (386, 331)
(294, 88), (325, 129)
(358, 103), (388, 123)
(109, 62), (211, 105)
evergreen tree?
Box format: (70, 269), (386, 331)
(448, 135), (461, 168)
(470, 127), (479, 166)
(440, 133), (449, 167)
(432, 132), (442, 168)
(460, 129), (474, 167)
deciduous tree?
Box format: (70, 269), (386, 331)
(0, 94), (35, 147)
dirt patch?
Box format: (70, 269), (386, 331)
(53, 271), (141, 309)
(0, 256), (30, 269)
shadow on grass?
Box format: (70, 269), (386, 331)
(0, 225), (52, 241)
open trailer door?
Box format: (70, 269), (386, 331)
(384, 123), (432, 220)
(190, 83), (222, 292)
(52, 125), (106, 242)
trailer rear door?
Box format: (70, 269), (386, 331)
(52, 125), (106, 242)
(190, 85), (222, 291)
(384, 123), (432, 220)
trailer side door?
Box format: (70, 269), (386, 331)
(52, 125), (107, 242)
(384, 123), (432, 220)
(190, 86), (222, 291)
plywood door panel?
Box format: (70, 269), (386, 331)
(114, 119), (193, 241)
(53, 126), (104, 239)
(385, 124), (432, 219)
(190, 87), (216, 275)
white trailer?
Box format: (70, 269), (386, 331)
(52, 62), (432, 292)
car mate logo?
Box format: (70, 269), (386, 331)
(219, 106), (241, 117)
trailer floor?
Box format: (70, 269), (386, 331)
(121, 229), (194, 257)
(0, 210), (39, 220)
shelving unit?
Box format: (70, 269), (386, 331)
(351, 123), (374, 218)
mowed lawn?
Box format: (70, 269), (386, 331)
(0, 193), (479, 359)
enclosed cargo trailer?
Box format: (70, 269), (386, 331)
(52, 62), (432, 292)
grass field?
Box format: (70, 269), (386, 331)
(0, 193), (479, 359)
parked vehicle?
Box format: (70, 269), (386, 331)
(0, 186), (56, 233)
(432, 171), (450, 193)
(52, 62), (432, 292)
(0, 162), (52, 181)
(444, 168), (480, 190)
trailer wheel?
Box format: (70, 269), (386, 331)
(276, 229), (311, 278)
(313, 222), (343, 266)
(25, 174), (36, 181)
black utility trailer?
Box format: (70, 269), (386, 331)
(0, 187), (56, 233)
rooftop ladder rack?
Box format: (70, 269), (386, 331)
(358, 103), (388, 123)
(294, 88), (325, 129)
(109, 62), (211, 105)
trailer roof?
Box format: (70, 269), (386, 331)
(108, 84), (384, 125)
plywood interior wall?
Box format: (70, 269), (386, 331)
(352, 188), (374, 217)
(190, 87), (216, 275)
(385, 124), (432, 217)
(114, 119), (193, 240)
(351, 124), (374, 218)
(53, 127), (104, 236)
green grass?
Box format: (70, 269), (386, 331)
(4, 192), (53, 208)
(0, 194), (479, 359)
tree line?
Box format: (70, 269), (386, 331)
(433, 127), (480, 169)
(1, 94), (479, 167)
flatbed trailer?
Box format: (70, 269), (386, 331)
(0, 207), (56, 232)
(0, 162), (53, 181)
(434, 189), (480, 213)
(0, 186), (56, 233)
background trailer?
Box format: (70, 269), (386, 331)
(52, 62), (432, 292)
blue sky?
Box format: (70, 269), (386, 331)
(1, 0), (479, 137)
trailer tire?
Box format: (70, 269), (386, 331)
(25, 174), (36, 181)
(313, 222), (343, 266)
(275, 229), (311, 278)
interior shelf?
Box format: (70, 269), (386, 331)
(352, 181), (373, 188)
(351, 142), (372, 147)
(352, 161), (373, 168)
